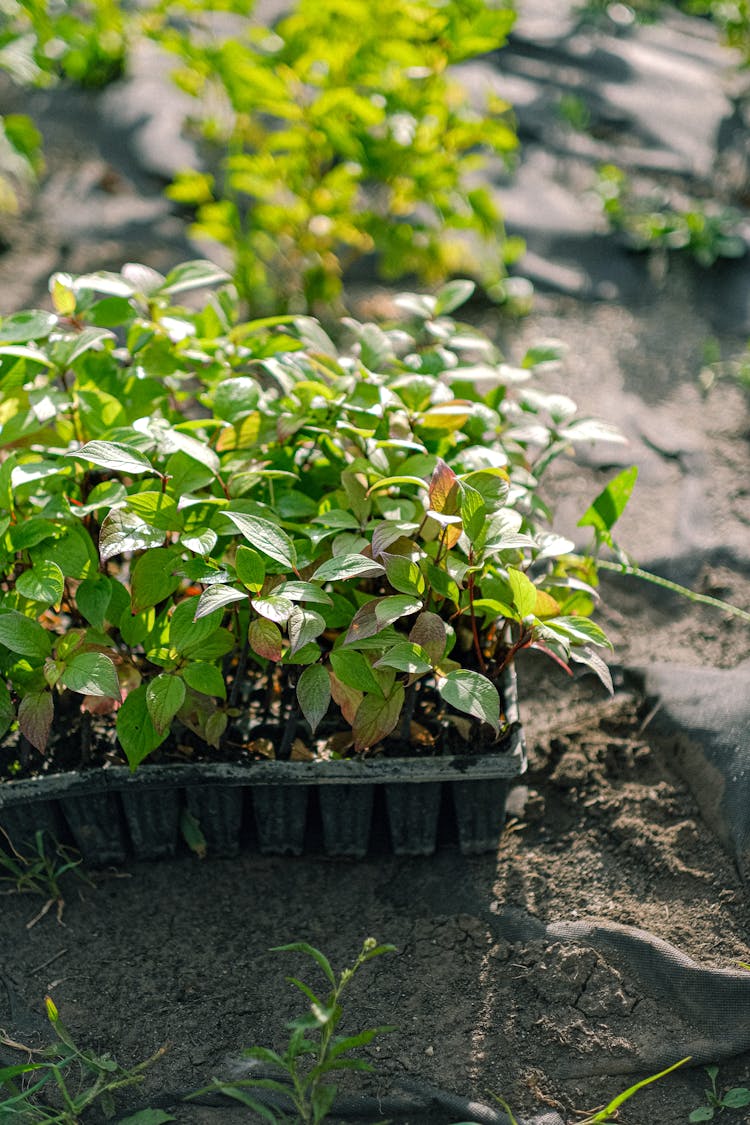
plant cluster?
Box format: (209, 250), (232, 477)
(0, 826), (89, 925)
(596, 165), (746, 267)
(193, 939), (394, 1124)
(146, 0), (522, 312)
(0, 995), (167, 1122)
(0, 262), (628, 775)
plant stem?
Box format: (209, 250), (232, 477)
(587, 557), (750, 623)
(467, 568), (486, 673)
(229, 636), (250, 709)
(399, 682), (417, 741)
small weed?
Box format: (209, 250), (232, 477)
(595, 164), (745, 267)
(689, 1066), (750, 1121)
(192, 938), (395, 1124)
(0, 828), (91, 926)
(0, 995), (167, 1122)
(451, 1057), (692, 1125)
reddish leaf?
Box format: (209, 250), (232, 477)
(352, 684), (405, 752)
(428, 458), (459, 515)
(248, 617), (283, 661)
(18, 691), (53, 752)
(409, 612), (447, 665)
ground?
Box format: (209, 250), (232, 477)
(3, 3), (750, 1124)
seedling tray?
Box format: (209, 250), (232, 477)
(0, 679), (526, 864)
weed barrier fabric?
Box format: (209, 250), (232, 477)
(492, 912), (750, 1077)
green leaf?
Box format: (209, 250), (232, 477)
(578, 466), (638, 538)
(126, 492), (179, 530)
(460, 484), (487, 545)
(181, 662), (226, 698)
(722, 1089), (750, 1108)
(273, 581), (332, 606)
(688, 1110), (714, 1123)
(374, 642), (431, 675)
(435, 279), (475, 315)
(288, 607), (326, 655)
(226, 511), (297, 570)
(117, 685), (168, 770)
(99, 510), (165, 563)
(248, 617), (283, 661)
(235, 545), (266, 591)
(169, 597), (223, 653)
(296, 664), (330, 734)
(194, 584), (248, 619)
(0, 309), (57, 343)
(131, 548), (182, 614)
(161, 259), (231, 296)
(251, 596), (294, 624)
(18, 691), (53, 752)
(329, 649), (383, 696)
(180, 808), (207, 861)
(344, 596), (422, 644)
(65, 440), (156, 476)
(0, 611), (51, 659)
(76, 574), (113, 629)
(0, 681), (14, 739)
(147, 673), (187, 734)
(438, 670), (500, 732)
(507, 568), (537, 618)
(118, 1110), (177, 1124)
(62, 653), (121, 699)
(16, 561), (64, 606)
(383, 555), (425, 596)
(312, 553), (385, 583)
(353, 684), (405, 751)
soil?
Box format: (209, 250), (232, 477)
(3, 4), (750, 1125)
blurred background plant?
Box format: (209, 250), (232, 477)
(0, 0), (127, 212)
(144, 0), (522, 314)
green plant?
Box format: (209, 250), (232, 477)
(689, 1066), (750, 1121)
(146, 0), (522, 314)
(191, 938), (394, 1124)
(0, 263), (642, 775)
(0, 995), (167, 1122)
(596, 165), (746, 267)
(0, 826), (90, 924)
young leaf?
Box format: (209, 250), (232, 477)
(235, 545), (266, 591)
(438, 670), (500, 732)
(99, 510), (165, 563)
(18, 691), (53, 752)
(297, 664), (331, 734)
(226, 511), (297, 569)
(353, 684), (405, 751)
(409, 612), (447, 665)
(131, 547), (182, 614)
(117, 685), (168, 770)
(429, 458), (460, 514)
(65, 440), (155, 476)
(578, 465), (638, 540)
(62, 653), (121, 699)
(507, 568), (538, 619)
(383, 554), (425, 596)
(194, 584), (248, 619)
(288, 607), (326, 654)
(344, 596), (422, 645)
(147, 673), (187, 734)
(435, 279), (475, 315)
(161, 259), (231, 296)
(169, 597), (223, 653)
(248, 617), (283, 661)
(312, 554), (385, 583)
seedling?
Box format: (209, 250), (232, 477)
(689, 1066), (750, 1121)
(0, 995), (167, 1122)
(192, 939), (395, 1124)
(0, 828), (91, 926)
